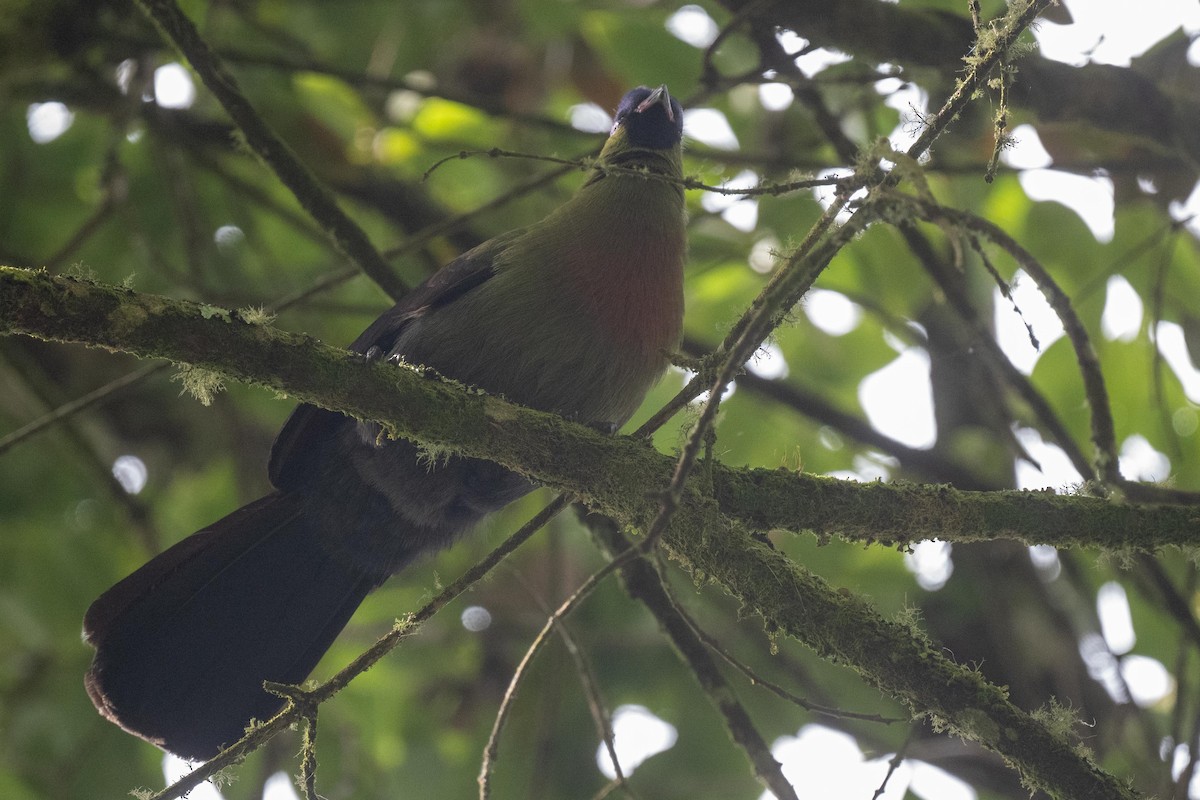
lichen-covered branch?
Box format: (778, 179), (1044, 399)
(712, 467), (1200, 551)
(2, 267), (1195, 552)
(661, 501), (1138, 800)
(0, 265), (1164, 798)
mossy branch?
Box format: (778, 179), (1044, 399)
(713, 468), (1200, 551)
(0, 265), (1167, 798)
(5, 266), (1193, 551)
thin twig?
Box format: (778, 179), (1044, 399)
(385, 162), (579, 260)
(298, 713), (319, 800)
(44, 195), (119, 271)
(264, 681), (321, 800)
(478, 540), (659, 799)
(631, 372), (706, 440)
(588, 517), (799, 800)
(422, 147), (838, 197)
(894, 220), (1096, 481)
(900, 197), (1121, 486)
(749, 25), (859, 165)
(185, 147), (332, 251)
(871, 727), (915, 799)
(985, 62), (1011, 184)
(513, 573), (637, 799)
(45, 135), (126, 270)
(0, 362), (166, 456)
(699, 0), (775, 90)
(1132, 555), (1200, 654)
(904, 0), (1052, 161)
(273, 161), (581, 313)
(1174, 653), (1200, 799)
(589, 779), (623, 800)
(0, 347), (161, 553)
(659, 579), (902, 725)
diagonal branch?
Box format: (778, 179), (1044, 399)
(0, 265), (1169, 798)
(3, 266), (1197, 550)
(589, 516), (799, 800)
(133, 0), (407, 299)
(640, 0), (1055, 521)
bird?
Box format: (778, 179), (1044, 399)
(83, 85), (687, 760)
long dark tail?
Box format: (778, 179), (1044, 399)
(83, 492), (379, 760)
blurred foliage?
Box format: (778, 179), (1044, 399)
(2, 1), (1199, 799)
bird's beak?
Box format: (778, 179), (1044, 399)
(636, 85), (675, 122)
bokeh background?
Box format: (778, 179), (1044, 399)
(3, 0), (1200, 798)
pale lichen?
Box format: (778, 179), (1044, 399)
(198, 304), (232, 322)
(172, 365), (226, 406)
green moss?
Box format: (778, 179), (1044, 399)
(956, 707), (1001, 743)
(107, 302), (149, 336)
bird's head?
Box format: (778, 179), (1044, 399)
(611, 85), (684, 151)
(594, 85), (685, 182)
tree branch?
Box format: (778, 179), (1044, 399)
(0, 265), (1174, 798)
(715, 0), (1200, 171)
(3, 267), (1196, 552)
(133, 0), (407, 299)
(711, 467), (1200, 550)
(589, 516), (799, 800)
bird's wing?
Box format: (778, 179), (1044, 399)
(346, 227), (525, 356)
(267, 229), (525, 490)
